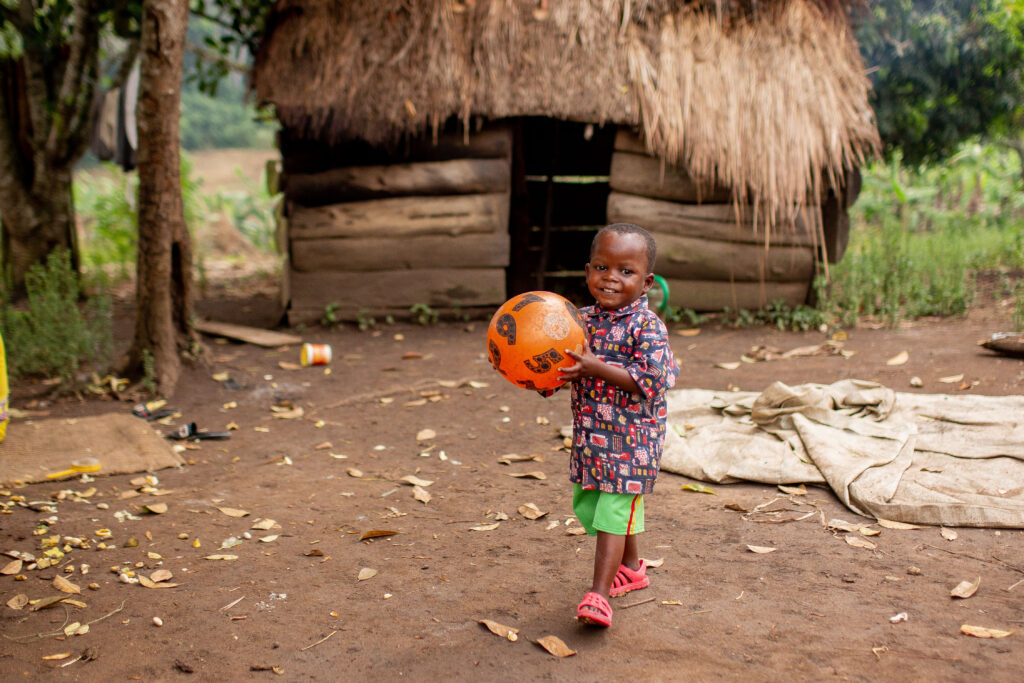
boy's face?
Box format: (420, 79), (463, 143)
(585, 231), (654, 311)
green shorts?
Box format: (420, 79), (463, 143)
(572, 484), (644, 536)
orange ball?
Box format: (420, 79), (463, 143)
(486, 291), (587, 391)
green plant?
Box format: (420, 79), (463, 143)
(355, 307), (376, 332)
(410, 303), (439, 326)
(321, 301), (342, 329)
(0, 249), (112, 388)
(1014, 282), (1024, 331)
(140, 348), (158, 395)
(663, 306), (708, 326)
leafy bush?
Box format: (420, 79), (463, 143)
(0, 249), (112, 387)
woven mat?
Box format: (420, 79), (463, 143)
(0, 413), (184, 486)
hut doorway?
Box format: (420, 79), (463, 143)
(508, 118), (617, 304)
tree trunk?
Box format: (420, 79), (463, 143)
(126, 0), (195, 396)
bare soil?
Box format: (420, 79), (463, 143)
(3, 148), (1022, 679)
(2, 290), (1023, 681)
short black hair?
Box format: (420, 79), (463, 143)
(590, 223), (657, 274)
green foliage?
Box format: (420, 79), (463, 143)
(410, 303), (439, 326)
(355, 307), (376, 332)
(820, 142), (1023, 325)
(857, 0), (1024, 163)
(179, 90), (275, 150)
(663, 306), (709, 326)
(321, 301), (342, 330)
(0, 249), (112, 387)
(201, 168), (277, 252)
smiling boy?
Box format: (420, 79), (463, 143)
(556, 222), (678, 627)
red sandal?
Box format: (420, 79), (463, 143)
(610, 560), (650, 597)
(576, 591), (613, 627)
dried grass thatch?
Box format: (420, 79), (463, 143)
(253, 0), (878, 228)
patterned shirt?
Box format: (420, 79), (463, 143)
(570, 295), (678, 494)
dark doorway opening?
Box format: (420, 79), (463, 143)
(508, 117), (617, 305)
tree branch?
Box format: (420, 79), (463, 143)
(187, 40), (249, 73)
(47, 0), (101, 162)
(17, 0), (52, 169)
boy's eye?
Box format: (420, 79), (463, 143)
(622, 269), (632, 275)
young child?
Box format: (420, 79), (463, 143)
(555, 222), (678, 628)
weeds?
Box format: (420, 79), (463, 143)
(355, 307), (376, 332)
(410, 303), (439, 326)
(1015, 283), (1024, 331)
(321, 302), (342, 330)
(0, 249), (112, 388)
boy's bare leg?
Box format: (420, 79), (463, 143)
(590, 531), (626, 600)
(621, 533), (641, 571)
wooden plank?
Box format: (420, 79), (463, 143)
(654, 233), (815, 283)
(613, 128), (649, 155)
(607, 192), (817, 247)
(195, 320), (302, 347)
(291, 232), (510, 272)
(664, 279), (810, 312)
(610, 151), (733, 203)
(288, 304), (496, 326)
(282, 158), (510, 206)
(281, 126), (513, 174)
(289, 192), (510, 240)
(289, 268), (506, 311)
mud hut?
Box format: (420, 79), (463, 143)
(251, 0), (879, 324)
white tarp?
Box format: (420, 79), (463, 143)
(661, 380), (1024, 528)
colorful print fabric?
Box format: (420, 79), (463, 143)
(570, 295), (678, 494)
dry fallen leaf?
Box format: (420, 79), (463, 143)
(950, 577), (981, 599)
(724, 503), (748, 513)
(151, 569), (173, 583)
(41, 652), (72, 661)
(357, 567), (377, 581)
(346, 468), (364, 478)
(53, 576), (81, 594)
(399, 475), (433, 487)
(359, 529), (400, 541)
(479, 619), (519, 641)
(938, 373), (964, 384)
(412, 485), (432, 504)
(251, 518), (278, 530)
(644, 557), (665, 568)
(144, 503), (168, 515)
(506, 471), (547, 480)
(416, 428), (436, 441)
(886, 350), (909, 366)
(778, 484), (807, 496)
(940, 527), (958, 541)
(1, 559), (22, 575)
(535, 635), (576, 658)
(278, 361), (302, 371)
(877, 519), (922, 530)
(203, 554), (238, 561)
(6, 594), (28, 610)
(715, 362), (741, 370)
(259, 535), (279, 543)
(471, 522), (501, 532)
(828, 518), (867, 533)
(961, 624), (1015, 639)
(497, 453), (544, 465)
(845, 535), (877, 550)
(677, 328), (701, 337)
(746, 545), (776, 554)
(215, 506), (249, 518)
(858, 527), (882, 537)
(518, 503), (547, 520)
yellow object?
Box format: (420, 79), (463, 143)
(300, 343), (332, 366)
(0, 331), (8, 442)
(45, 458), (102, 480)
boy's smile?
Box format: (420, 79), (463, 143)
(585, 231), (655, 311)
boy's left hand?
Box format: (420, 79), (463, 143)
(558, 346), (600, 381)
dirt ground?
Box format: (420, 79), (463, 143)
(1, 282), (1023, 681)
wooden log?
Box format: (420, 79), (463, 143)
(654, 233), (815, 283)
(289, 192), (509, 240)
(610, 152), (733, 203)
(288, 268), (506, 312)
(280, 126), (512, 174)
(194, 320), (301, 347)
(282, 158), (510, 206)
(608, 192), (817, 247)
(820, 193), (849, 263)
(291, 232), (510, 272)
(613, 128), (649, 155)
(664, 279), (810, 312)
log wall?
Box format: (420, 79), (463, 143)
(608, 130), (818, 311)
(283, 126), (512, 324)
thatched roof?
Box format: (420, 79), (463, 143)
(252, 0), (879, 223)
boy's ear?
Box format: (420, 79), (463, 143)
(642, 272), (655, 294)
